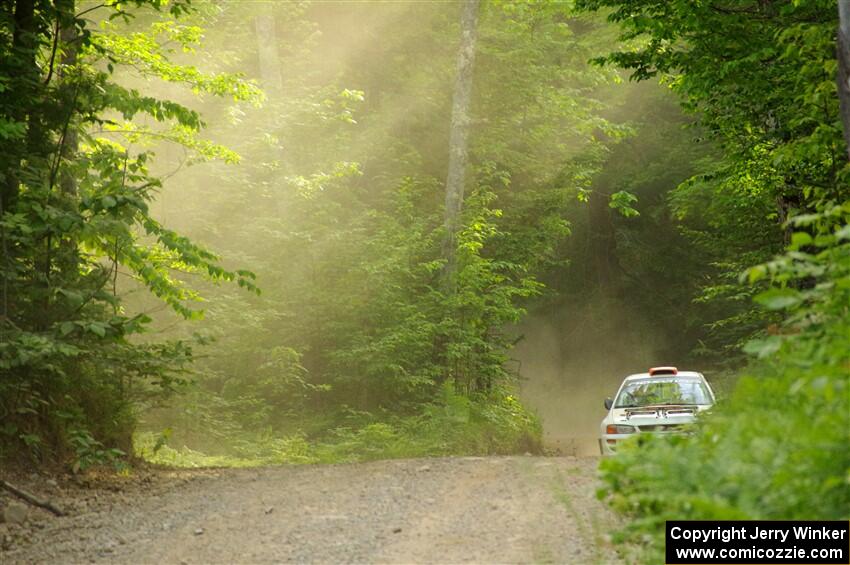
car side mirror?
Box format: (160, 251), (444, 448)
(604, 397), (613, 410)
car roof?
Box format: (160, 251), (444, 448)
(623, 371), (704, 381)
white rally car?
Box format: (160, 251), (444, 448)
(599, 367), (715, 455)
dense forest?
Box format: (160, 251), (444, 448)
(1, 0), (847, 560)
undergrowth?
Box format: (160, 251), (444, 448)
(135, 384), (542, 467)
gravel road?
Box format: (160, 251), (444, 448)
(1, 456), (618, 564)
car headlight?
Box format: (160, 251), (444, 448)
(606, 424), (636, 434)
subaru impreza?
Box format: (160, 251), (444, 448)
(599, 367), (715, 455)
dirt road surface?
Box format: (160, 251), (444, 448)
(1, 456), (619, 564)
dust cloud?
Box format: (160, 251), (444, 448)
(515, 298), (668, 455)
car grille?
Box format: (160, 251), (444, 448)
(663, 407), (697, 416)
(637, 424), (685, 432)
(625, 406), (698, 418)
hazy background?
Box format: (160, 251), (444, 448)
(112, 1), (715, 456)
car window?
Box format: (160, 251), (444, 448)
(615, 378), (711, 408)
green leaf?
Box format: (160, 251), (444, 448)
(746, 265), (768, 284)
(754, 288), (801, 311)
(609, 190), (640, 218)
(790, 231), (812, 248)
(58, 288), (84, 307)
(742, 336), (783, 358)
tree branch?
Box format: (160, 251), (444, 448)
(0, 480), (66, 517)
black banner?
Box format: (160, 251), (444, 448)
(666, 521), (849, 564)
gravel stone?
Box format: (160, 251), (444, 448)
(1, 504), (28, 525)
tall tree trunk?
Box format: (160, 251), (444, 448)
(58, 4), (78, 199)
(441, 0), (480, 287)
(56, 1), (82, 282)
(837, 0), (850, 158)
(254, 4), (283, 95)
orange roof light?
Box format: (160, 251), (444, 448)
(649, 366), (678, 376)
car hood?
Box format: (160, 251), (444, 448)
(610, 405), (710, 426)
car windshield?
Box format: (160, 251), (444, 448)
(615, 378), (711, 408)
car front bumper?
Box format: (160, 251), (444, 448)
(598, 434), (630, 455)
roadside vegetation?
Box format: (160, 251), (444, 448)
(136, 383), (540, 467)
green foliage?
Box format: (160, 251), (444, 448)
(136, 383), (542, 467)
(315, 385), (542, 463)
(608, 190), (639, 218)
(580, 0), (844, 362)
(0, 0), (259, 468)
(68, 428), (127, 474)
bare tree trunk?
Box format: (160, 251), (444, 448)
(837, 0), (850, 157)
(441, 0), (480, 287)
(255, 4), (283, 95)
(50, 0), (81, 287)
(59, 7), (78, 199)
